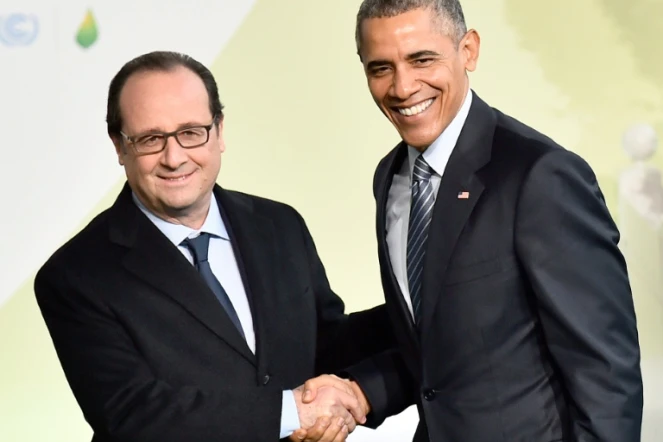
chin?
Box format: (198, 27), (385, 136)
(400, 123), (445, 149)
(160, 193), (197, 211)
(401, 134), (435, 151)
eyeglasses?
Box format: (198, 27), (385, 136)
(120, 120), (217, 156)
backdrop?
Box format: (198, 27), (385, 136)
(1, 0), (662, 440)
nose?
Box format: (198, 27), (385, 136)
(159, 136), (188, 170)
(390, 67), (420, 101)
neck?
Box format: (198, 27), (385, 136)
(160, 208), (209, 230)
(133, 190), (213, 230)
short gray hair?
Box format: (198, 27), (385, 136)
(355, 0), (467, 54)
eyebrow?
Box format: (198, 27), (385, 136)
(406, 50), (441, 60)
(134, 121), (211, 135)
(366, 50), (441, 70)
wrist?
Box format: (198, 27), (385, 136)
(292, 387), (305, 425)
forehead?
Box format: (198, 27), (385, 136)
(360, 8), (452, 60)
(119, 66), (211, 131)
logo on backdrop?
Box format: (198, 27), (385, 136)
(0, 13), (39, 47)
(75, 9), (98, 49)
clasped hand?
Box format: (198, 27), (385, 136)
(289, 375), (370, 442)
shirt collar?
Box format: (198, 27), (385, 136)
(132, 192), (229, 247)
(408, 87), (473, 179)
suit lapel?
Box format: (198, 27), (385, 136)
(375, 145), (421, 354)
(214, 188), (276, 381)
(420, 92), (496, 335)
(109, 184), (257, 366)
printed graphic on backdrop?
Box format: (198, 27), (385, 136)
(0, 13), (39, 46)
(75, 9), (98, 49)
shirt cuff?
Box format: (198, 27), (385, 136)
(279, 390), (301, 438)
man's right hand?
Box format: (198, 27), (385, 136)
(290, 378), (366, 442)
(288, 416), (348, 442)
(293, 384), (361, 429)
(302, 375), (370, 418)
(288, 374), (372, 442)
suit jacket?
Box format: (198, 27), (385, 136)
(35, 183), (394, 442)
(346, 92), (643, 442)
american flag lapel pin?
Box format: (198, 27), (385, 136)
(457, 191), (470, 199)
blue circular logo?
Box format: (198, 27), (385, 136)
(0, 13), (39, 46)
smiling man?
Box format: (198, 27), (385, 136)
(304, 0), (644, 441)
(33, 51), (396, 442)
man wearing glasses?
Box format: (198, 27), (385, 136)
(34, 51), (388, 442)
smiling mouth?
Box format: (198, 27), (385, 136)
(160, 172), (194, 182)
(394, 98), (435, 116)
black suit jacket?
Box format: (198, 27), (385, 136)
(35, 183), (394, 442)
(347, 92), (643, 442)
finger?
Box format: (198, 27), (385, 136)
(330, 405), (355, 432)
(349, 381), (370, 415)
(334, 389), (365, 424)
(300, 416), (331, 442)
(333, 425), (349, 442)
(316, 416), (347, 442)
(303, 375), (352, 403)
(290, 428), (307, 441)
(345, 414), (356, 433)
(302, 378), (322, 402)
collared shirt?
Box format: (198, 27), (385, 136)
(386, 87), (473, 317)
(132, 192), (256, 352)
(132, 193), (299, 437)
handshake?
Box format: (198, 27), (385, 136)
(289, 375), (370, 442)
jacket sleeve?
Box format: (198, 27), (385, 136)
(342, 349), (416, 428)
(35, 261), (284, 442)
(289, 208), (397, 375)
(515, 149), (643, 441)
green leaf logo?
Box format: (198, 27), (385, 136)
(75, 10), (98, 49)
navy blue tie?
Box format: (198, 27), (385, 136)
(183, 233), (245, 339)
(406, 154), (436, 326)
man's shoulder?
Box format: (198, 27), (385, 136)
(222, 188), (303, 222)
(487, 103), (596, 176)
(492, 107), (566, 160)
(37, 207), (114, 277)
(487, 104), (596, 187)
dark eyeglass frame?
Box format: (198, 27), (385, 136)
(120, 118), (219, 156)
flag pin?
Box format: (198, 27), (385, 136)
(457, 191), (470, 199)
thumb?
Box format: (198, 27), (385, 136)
(302, 380), (319, 403)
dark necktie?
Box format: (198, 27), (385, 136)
(182, 233), (245, 339)
(406, 154), (436, 326)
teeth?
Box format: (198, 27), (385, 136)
(398, 98), (434, 116)
(165, 175), (187, 181)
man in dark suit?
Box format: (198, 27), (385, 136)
(303, 1), (644, 441)
(34, 50), (393, 442)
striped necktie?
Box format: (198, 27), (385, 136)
(406, 154), (436, 326)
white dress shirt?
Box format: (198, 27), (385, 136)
(385, 88), (473, 318)
(133, 193), (300, 438)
